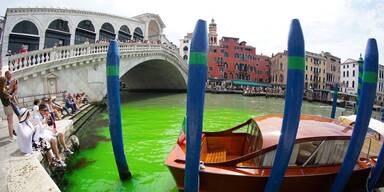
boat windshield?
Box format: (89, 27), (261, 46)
(238, 139), (350, 168)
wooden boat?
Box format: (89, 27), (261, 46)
(165, 114), (384, 192)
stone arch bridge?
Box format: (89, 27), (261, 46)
(5, 43), (188, 102)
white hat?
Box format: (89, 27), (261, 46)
(19, 108), (30, 122)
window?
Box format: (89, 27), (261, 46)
(347, 71), (349, 77)
(183, 46), (188, 51)
(353, 70), (355, 77)
(248, 140), (349, 167)
(352, 81), (355, 88)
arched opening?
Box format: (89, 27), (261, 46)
(148, 20), (160, 41)
(44, 19), (70, 48)
(75, 20), (95, 44)
(133, 27), (143, 42)
(99, 22), (115, 42)
(120, 59), (186, 92)
(183, 46), (188, 51)
(8, 20), (39, 54)
(183, 55), (188, 60)
(118, 25), (131, 42)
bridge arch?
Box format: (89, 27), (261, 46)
(148, 20), (160, 41)
(8, 20), (40, 54)
(44, 19), (71, 48)
(99, 22), (116, 41)
(120, 59), (187, 92)
(118, 25), (131, 42)
(75, 20), (96, 44)
(133, 27), (144, 41)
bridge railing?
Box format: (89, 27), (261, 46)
(6, 42), (185, 73)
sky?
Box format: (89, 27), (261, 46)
(1, 0), (383, 63)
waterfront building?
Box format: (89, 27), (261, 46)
(323, 52), (341, 90)
(376, 64), (384, 106)
(208, 37), (270, 83)
(271, 50), (339, 90)
(340, 58), (384, 106)
(340, 58), (358, 94)
(0, 7), (168, 70)
(179, 33), (192, 62)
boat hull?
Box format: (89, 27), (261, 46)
(166, 165), (371, 192)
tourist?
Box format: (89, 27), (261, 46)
(0, 76), (16, 142)
(32, 104), (66, 166)
(51, 96), (71, 116)
(5, 71), (20, 116)
(15, 108), (35, 155)
(46, 98), (61, 120)
(32, 99), (40, 112)
(39, 104), (73, 156)
(64, 93), (78, 113)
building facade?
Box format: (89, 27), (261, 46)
(377, 65), (384, 105)
(340, 58), (358, 94)
(0, 7), (167, 66)
(179, 33), (192, 62)
(271, 50), (340, 90)
(208, 37), (270, 82)
(323, 52), (341, 90)
(270, 51), (288, 86)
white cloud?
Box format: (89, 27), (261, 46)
(1, 0), (383, 63)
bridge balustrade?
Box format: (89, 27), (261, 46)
(5, 42), (185, 73)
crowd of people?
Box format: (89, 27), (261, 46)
(0, 70), (88, 169)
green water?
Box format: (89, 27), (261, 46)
(62, 93), (342, 192)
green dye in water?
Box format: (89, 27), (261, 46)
(63, 93), (340, 192)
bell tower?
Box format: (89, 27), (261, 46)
(208, 19), (218, 46)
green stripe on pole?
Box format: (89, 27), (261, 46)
(288, 56), (305, 70)
(107, 66), (119, 76)
(363, 71), (378, 83)
(189, 52), (208, 65)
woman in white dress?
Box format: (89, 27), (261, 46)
(16, 108), (35, 155)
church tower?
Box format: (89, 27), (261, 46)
(208, 19), (218, 46)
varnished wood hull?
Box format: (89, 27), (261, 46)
(166, 163), (371, 192)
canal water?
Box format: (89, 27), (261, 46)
(62, 93), (343, 192)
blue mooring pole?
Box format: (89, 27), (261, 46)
(106, 40), (131, 180)
(184, 20), (208, 192)
(330, 83), (339, 118)
(330, 38), (378, 191)
(264, 19), (305, 192)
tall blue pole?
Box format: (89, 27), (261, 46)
(356, 54), (364, 114)
(264, 19), (305, 192)
(331, 83), (339, 118)
(184, 20), (208, 192)
(106, 40), (131, 180)
(330, 38), (378, 191)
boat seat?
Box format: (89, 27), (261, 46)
(206, 150), (227, 163)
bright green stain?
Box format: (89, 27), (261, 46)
(107, 65), (119, 76)
(189, 52), (208, 65)
(288, 56), (305, 71)
(63, 93), (343, 192)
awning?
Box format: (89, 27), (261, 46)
(232, 80), (272, 87)
(339, 115), (384, 136)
